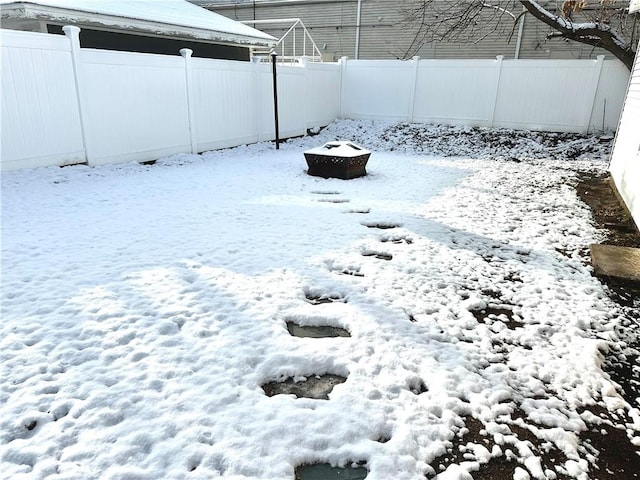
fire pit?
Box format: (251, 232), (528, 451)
(304, 141), (371, 179)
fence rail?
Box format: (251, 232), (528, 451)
(0, 28), (630, 172)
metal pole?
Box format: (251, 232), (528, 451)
(355, 0), (362, 59)
(271, 52), (280, 149)
(514, 9), (525, 59)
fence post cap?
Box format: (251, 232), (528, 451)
(180, 48), (193, 58)
(62, 25), (80, 37)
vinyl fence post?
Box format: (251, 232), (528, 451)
(299, 57), (309, 135)
(583, 55), (605, 134)
(407, 56), (420, 123)
(339, 56), (348, 119)
(63, 26), (92, 165)
(488, 55), (504, 128)
(180, 48), (197, 154)
(252, 55), (262, 143)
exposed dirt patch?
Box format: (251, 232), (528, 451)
(425, 173), (640, 479)
(576, 174), (640, 249)
(427, 407), (640, 480)
(577, 174), (640, 408)
(578, 405), (640, 480)
(470, 304), (524, 330)
(377, 123), (613, 161)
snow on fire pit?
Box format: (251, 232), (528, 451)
(304, 141), (371, 179)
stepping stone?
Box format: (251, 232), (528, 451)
(286, 322), (350, 338)
(339, 269), (364, 277)
(316, 198), (350, 203)
(590, 244), (640, 284)
(362, 221), (401, 230)
(362, 251), (393, 261)
(262, 374), (346, 400)
(305, 293), (346, 305)
(295, 463), (368, 480)
(380, 234), (413, 244)
(345, 208), (370, 214)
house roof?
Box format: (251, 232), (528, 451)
(0, 0), (277, 46)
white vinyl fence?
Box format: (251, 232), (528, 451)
(1, 28), (630, 172)
(1, 30), (86, 170)
(1, 28), (341, 171)
(341, 56), (630, 133)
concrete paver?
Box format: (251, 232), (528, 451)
(590, 244), (640, 284)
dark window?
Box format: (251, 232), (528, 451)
(47, 24), (250, 61)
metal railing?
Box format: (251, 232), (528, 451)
(242, 18), (323, 63)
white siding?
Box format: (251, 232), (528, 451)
(609, 44), (640, 226)
(210, 1), (632, 62)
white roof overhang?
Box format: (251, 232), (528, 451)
(0, 0), (277, 47)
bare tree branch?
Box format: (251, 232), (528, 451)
(398, 0), (637, 70)
(520, 0), (634, 69)
(481, 1), (517, 20)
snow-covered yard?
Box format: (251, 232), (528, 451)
(1, 120), (637, 480)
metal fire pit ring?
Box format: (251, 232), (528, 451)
(304, 141), (371, 179)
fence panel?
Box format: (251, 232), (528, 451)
(79, 49), (191, 166)
(304, 61), (342, 128)
(493, 59), (598, 132)
(275, 64), (307, 139)
(341, 60), (415, 120)
(192, 58), (260, 152)
(589, 60), (631, 132)
(0, 30), (85, 170)
(413, 59), (498, 126)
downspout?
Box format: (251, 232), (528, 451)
(514, 9), (525, 59)
(355, 0), (362, 59)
